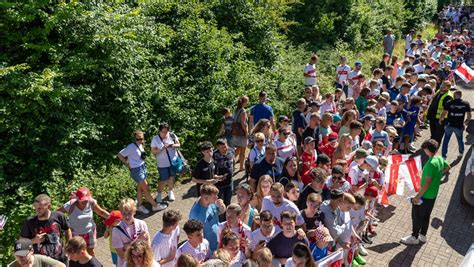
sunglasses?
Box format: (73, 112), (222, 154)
(135, 138), (144, 141)
(255, 140), (264, 143)
(131, 253), (144, 259)
(332, 175), (343, 180)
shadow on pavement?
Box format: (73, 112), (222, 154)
(376, 205), (396, 223)
(388, 243), (422, 267)
(440, 145), (474, 255)
(367, 242), (400, 254)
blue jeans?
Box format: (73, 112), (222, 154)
(441, 125), (464, 158)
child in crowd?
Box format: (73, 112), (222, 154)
(309, 225), (333, 262)
(355, 88), (371, 116)
(350, 194), (368, 266)
(318, 132), (338, 159)
(401, 96), (422, 153)
(221, 107), (234, 147)
(103, 210), (122, 266)
(301, 137), (318, 185)
(320, 93), (337, 115)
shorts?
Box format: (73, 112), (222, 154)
(111, 252), (118, 266)
(158, 166), (176, 181)
(130, 164), (147, 183)
(74, 228), (97, 248)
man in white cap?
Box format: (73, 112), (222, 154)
(9, 238), (65, 267)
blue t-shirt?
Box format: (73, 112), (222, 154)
(189, 202), (220, 253)
(250, 104), (274, 125)
(310, 243), (328, 261)
(388, 86), (400, 101)
(402, 104), (420, 130)
(386, 110), (403, 126)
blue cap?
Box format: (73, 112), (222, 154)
(355, 61), (362, 65)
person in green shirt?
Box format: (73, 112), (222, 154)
(400, 139), (450, 245)
(355, 87), (370, 116)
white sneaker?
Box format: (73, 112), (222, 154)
(358, 245), (368, 256)
(400, 235), (419, 245)
(152, 203), (167, 212)
(168, 191), (175, 201)
(137, 205), (150, 214)
(418, 234), (427, 243)
(156, 192), (162, 203)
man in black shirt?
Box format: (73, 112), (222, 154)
(66, 236), (102, 267)
(213, 139), (235, 206)
(20, 194), (71, 263)
(440, 90), (471, 159)
(297, 167), (327, 210)
(303, 112), (321, 153)
(192, 142), (225, 197)
(249, 144), (283, 192)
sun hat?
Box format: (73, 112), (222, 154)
(314, 225), (333, 243)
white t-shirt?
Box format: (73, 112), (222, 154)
(348, 70), (361, 88)
(261, 197), (304, 226)
(274, 138), (296, 160)
(249, 146), (265, 164)
(119, 143), (145, 168)
(121, 261), (160, 267)
(319, 101), (336, 115)
(249, 226), (281, 251)
(413, 64), (425, 73)
(176, 239), (211, 263)
(304, 63), (317, 86)
(112, 219), (149, 267)
(377, 106), (387, 119)
(151, 227), (180, 267)
(350, 207), (365, 230)
(336, 65), (351, 84)
(348, 165), (367, 187)
(217, 222), (252, 246)
(351, 136), (360, 151)
(151, 134), (179, 168)
(285, 257), (298, 267)
(337, 211), (352, 243)
(405, 34), (412, 50)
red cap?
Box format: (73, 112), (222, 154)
(75, 187), (91, 202)
(104, 210), (122, 226)
(364, 186), (379, 198)
(328, 132), (338, 142)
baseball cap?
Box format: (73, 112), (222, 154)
(332, 114), (342, 123)
(354, 149), (369, 160)
(365, 155), (381, 172)
(330, 189), (344, 199)
(446, 61), (453, 67)
(328, 132), (338, 142)
(355, 61), (363, 66)
(104, 210), (123, 226)
(76, 187), (91, 202)
(304, 136), (316, 144)
(278, 115), (289, 123)
(363, 114), (375, 122)
(14, 238), (33, 256)
(364, 186), (379, 198)
(361, 140), (373, 151)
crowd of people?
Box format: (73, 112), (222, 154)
(9, 4), (474, 267)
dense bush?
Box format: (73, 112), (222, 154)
(0, 0), (438, 263)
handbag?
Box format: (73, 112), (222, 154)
(466, 119), (474, 134)
(231, 109), (246, 136)
(159, 133), (189, 174)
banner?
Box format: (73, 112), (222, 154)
(315, 249), (344, 267)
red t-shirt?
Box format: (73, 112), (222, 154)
(301, 150), (317, 185)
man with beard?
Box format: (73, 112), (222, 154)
(249, 144), (284, 192)
(261, 183), (304, 227)
(21, 194), (71, 263)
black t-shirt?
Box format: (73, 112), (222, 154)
(297, 185), (320, 210)
(427, 92), (453, 120)
(444, 98), (471, 128)
(267, 232), (308, 259)
(250, 157), (284, 184)
(192, 158), (216, 195)
(381, 75), (392, 90)
(301, 209), (325, 230)
(292, 109), (307, 144)
(69, 257), (103, 267)
(303, 126), (320, 153)
(20, 211), (70, 262)
(212, 149), (234, 187)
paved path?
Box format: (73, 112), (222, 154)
(94, 86), (474, 267)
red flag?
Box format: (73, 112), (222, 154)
(455, 63), (474, 83)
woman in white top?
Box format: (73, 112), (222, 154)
(248, 132), (266, 169)
(123, 239), (160, 267)
(274, 127), (297, 161)
(117, 130), (166, 214)
(151, 123), (181, 203)
(285, 242), (316, 267)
